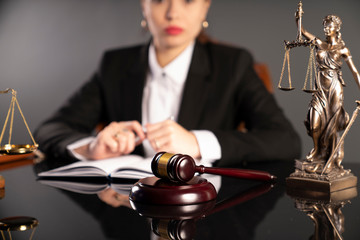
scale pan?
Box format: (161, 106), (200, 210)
(278, 87), (295, 91)
(0, 144), (37, 155)
(302, 89), (318, 93)
(0, 216), (38, 231)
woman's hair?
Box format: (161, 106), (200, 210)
(323, 15), (342, 29)
(323, 15), (344, 44)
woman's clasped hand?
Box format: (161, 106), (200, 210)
(75, 119), (200, 160)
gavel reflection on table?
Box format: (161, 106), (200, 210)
(132, 182), (273, 240)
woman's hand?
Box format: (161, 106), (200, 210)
(145, 120), (201, 159)
(74, 121), (146, 160)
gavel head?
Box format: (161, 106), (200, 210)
(151, 152), (196, 182)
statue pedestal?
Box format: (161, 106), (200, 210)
(287, 184), (358, 202)
(286, 159), (357, 193)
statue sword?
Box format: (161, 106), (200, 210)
(296, 1), (304, 42)
(321, 100), (360, 175)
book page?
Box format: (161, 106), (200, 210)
(109, 156), (153, 179)
(38, 155), (153, 179)
(38, 180), (109, 194)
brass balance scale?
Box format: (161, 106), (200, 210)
(0, 88), (38, 156)
(0, 89), (39, 239)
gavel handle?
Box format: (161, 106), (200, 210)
(209, 183), (273, 216)
(195, 165), (276, 181)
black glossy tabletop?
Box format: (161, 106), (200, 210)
(1, 157), (360, 240)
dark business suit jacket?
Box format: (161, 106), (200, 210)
(34, 40), (301, 166)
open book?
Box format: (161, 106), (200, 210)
(37, 178), (138, 195)
(38, 155), (153, 179)
(37, 155), (154, 194)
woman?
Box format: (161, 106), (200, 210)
(34, 0), (300, 166)
(297, 13), (360, 171)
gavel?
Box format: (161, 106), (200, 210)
(151, 152), (276, 182)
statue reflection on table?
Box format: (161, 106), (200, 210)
(287, 186), (357, 240)
(279, 2), (360, 192)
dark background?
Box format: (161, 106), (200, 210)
(1, 0), (360, 161)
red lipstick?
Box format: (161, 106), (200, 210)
(165, 26), (183, 35)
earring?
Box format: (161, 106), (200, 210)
(202, 20), (209, 29)
(141, 19), (147, 29)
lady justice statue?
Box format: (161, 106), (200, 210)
(282, 2), (360, 192)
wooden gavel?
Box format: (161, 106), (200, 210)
(151, 152), (276, 182)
